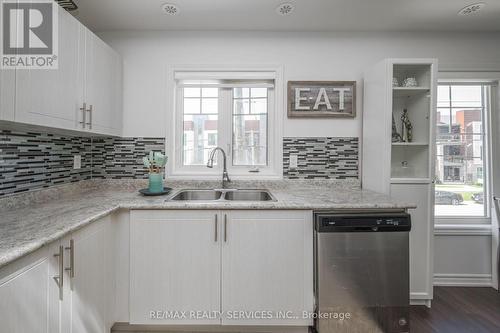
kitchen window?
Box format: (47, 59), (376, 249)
(170, 70), (281, 178)
(232, 87), (268, 166)
(181, 87), (219, 166)
(435, 83), (493, 218)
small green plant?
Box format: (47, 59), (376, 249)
(143, 151), (168, 174)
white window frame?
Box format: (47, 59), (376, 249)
(165, 65), (284, 179)
(435, 72), (499, 225)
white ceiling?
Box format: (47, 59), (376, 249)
(73, 0), (500, 32)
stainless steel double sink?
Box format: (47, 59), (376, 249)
(170, 189), (276, 202)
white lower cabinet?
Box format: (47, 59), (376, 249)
(222, 210), (314, 326)
(130, 210), (221, 325)
(1, 209), (314, 332)
(0, 215), (114, 333)
(391, 183), (434, 305)
(64, 216), (113, 333)
(130, 209), (314, 327)
(0, 244), (59, 333)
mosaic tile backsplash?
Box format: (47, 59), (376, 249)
(0, 130), (165, 196)
(91, 137), (165, 179)
(283, 137), (359, 179)
(0, 129), (359, 196)
(0, 130), (93, 196)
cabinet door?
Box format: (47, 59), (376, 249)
(84, 29), (122, 135)
(0, 244), (60, 333)
(68, 216), (110, 333)
(15, 6), (82, 130)
(222, 210), (314, 326)
(391, 183), (434, 304)
(0, 2), (15, 121)
(130, 210), (221, 325)
(48, 240), (67, 333)
(112, 51), (123, 135)
(0, 69), (15, 121)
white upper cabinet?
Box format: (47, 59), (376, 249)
(222, 210), (314, 326)
(83, 29), (122, 136)
(15, 6), (81, 129)
(0, 2), (15, 122)
(130, 210), (221, 325)
(362, 58), (438, 192)
(3, 5), (122, 136)
(0, 69), (16, 121)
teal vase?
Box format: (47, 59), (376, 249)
(148, 173), (164, 193)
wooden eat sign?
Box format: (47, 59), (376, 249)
(287, 81), (356, 118)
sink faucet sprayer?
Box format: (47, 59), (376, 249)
(207, 147), (231, 188)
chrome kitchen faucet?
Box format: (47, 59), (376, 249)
(207, 147), (231, 189)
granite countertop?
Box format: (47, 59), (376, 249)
(0, 179), (416, 269)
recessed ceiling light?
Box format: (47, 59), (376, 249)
(162, 3), (179, 16)
(276, 3), (295, 16)
(458, 3), (486, 16)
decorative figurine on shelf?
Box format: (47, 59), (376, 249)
(143, 151), (168, 193)
(401, 109), (413, 142)
(392, 114), (403, 142)
(403, 77), (418, 87)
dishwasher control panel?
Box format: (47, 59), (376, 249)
(315, 212), (411, 232)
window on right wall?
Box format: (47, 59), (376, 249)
(435, 84), (492, 218)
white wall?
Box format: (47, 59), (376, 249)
(99, 31), (500, 137)
(100, 30), (500, 288)
(434, 234), (493, 286)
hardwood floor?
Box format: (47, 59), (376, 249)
(114, 287), (500, 333)
(411, 287), (500, 333)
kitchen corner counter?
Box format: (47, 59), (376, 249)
(0, 179), (416, 269)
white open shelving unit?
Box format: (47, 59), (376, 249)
(391, 63), (433, 182)
(362, 58), (438, 307)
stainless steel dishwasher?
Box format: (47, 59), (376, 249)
(314, 211), (411, 333)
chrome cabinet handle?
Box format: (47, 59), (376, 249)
(86, 104), (93, 130)
(214, 214), (218, 242)
(224, 214), (228, 242)
(65, 239), (75, 278)
(79, 103), (87, 129)
(53, 245), (64, 299)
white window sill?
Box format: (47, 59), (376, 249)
(166, 173), (283, 181)
(434, 223), (493, 236)
(435, 217), (491, 225)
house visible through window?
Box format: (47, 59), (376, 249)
(435, 84), (491, 217)
(182, 87), (219, 166)
(173, 73), (277, 176)
(232, 88), (268, 166)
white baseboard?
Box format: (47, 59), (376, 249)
(410, 299), (432, 307)
(410, 292), (432, 308)
(112, 323), (308, 333)
(434, 273), (493, 287)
